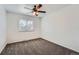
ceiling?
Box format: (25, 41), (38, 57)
(3, 4), (70, 18)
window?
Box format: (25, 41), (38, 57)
(18, 19), (34, 32)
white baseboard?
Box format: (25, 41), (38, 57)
(41, 36), (79, 53)
(0, 41), (7, 53)
(7, 37), (41, 44)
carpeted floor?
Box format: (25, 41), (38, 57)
(0, 38), (79, 55)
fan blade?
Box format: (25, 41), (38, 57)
(24, 7), (33, 10)
(38, 11), (46, 13)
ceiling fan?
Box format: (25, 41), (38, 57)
(24, 4), (46, 16)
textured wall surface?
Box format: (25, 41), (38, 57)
(7, 12), (41, 43)
(41, 5), (79, 52)
(0, 5), (7, 53)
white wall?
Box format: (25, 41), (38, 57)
(7, 12), (41, 43)
(0, 5), (7, 53)
(41, 5), (79, 52)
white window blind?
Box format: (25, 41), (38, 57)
(18, 19), (34, 32)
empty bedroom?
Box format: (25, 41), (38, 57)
(0, 4), (79, 55)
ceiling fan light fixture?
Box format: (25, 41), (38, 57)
(35, 12), (39, 16)
(33, 11), (39, 16)
(24, 4), (46, 16)
(33, 12), (36, 15)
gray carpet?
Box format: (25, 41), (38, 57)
(0, 38), (79, 55)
